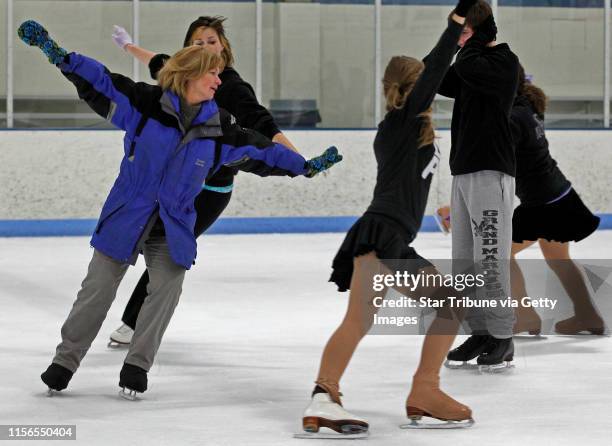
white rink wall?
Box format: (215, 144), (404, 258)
(1, 129), (611, 220)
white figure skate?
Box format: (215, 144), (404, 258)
(294, 393), (369, 439)
(108, 324), (134, 348)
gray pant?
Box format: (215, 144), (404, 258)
(451, 170), (515, 339)
(52, 234), (185, 372)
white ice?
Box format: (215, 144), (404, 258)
(1, 231), (611, 446)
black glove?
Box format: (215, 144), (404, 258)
(474, 14), (497, 43)
(454, 0), (478, 18)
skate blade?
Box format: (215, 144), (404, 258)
(293, 431), (369, 439)
(478, 362), (514, 374)
(108, 340), (129, 349)
(444, 360), (478, 370)
(400, 418), (474, 429)
(118, 388), (139, 401)
(513, 334), (547, 340)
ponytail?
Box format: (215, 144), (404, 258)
(383, 56), (435, 148)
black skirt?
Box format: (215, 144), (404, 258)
(329, 213), (432, 292)
(512, 189), (600, 243)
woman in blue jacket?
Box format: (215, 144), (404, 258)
(18, 20), (341, 399)
(108, 17), (302, 346)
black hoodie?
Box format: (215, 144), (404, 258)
(438, 32), (520, 177)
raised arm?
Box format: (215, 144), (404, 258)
(403, 2), (474, 116)
(19, 20), (149, 131)
(112, 25), (156, 66)
(60, 54), (154, 132)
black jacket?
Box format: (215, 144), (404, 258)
(149, 54), (281, 187)
(511, 95), (570, 206)
(438, 33), (520, 177)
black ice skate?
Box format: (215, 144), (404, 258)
(41, 363), (73, 396)
(444, 333), (490, 370)
(476, 337), (515, 374)
(118, 363), (147, 401)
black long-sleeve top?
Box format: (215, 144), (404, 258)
(511, 95), (570, 206)
(438, 32), (520, 177)
(149, 54), (281, 187)
(365, 20), (463, 239)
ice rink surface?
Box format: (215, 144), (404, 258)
(1, 231), (611, 446)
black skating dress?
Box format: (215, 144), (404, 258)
(510, 95), (600, 243)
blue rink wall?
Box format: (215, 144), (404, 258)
(1, 129), (611, 236)
(2, 215), (612, 237)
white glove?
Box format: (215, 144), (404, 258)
(111, 25), (133, 50)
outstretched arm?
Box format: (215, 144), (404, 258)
(272, 132), (299, 153)
(215, 112), (340, 178)
(125, 44), (156, 66)
(111, 25), (156, 66)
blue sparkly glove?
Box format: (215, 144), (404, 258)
(305, 146), (343, 178)
(17, 20), (68, 65)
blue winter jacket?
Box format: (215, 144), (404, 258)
(59, 53), (308, 269)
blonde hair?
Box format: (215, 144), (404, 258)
(157, 46), (224, 98)
(383, 56), (435, 148)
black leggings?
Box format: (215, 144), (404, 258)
(121, 188), (233, 329)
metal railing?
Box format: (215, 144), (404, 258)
(3, 0), (611, 128)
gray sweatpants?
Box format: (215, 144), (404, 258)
(451, 170), (515, 339)
(52, 234), (185, 372)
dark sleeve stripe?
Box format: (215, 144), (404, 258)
(62, 71), (111, 119)
(60, 53), (156, 129)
